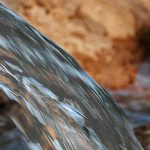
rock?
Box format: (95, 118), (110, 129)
(135, 124), (150, 150)
(0, 0), (150, 89)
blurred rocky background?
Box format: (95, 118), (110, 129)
(1, 0), (150, 89)
(0, 0), (150, 149)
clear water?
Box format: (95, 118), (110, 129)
(0, 4), (143, 150)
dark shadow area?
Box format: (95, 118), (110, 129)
(0, 90), (28, 150)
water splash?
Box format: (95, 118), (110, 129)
(0, 4), (143, 150)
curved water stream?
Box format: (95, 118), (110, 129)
(0, 4), (143, 150)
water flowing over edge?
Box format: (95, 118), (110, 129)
(0, 4), (143, 150)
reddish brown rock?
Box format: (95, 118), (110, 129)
(1, 0), (150, 89)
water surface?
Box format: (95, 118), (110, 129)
(0, 4), (143, 150)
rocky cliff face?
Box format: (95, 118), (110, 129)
(1, 0), (150, 89)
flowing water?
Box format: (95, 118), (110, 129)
(0, 4), (143, 150)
